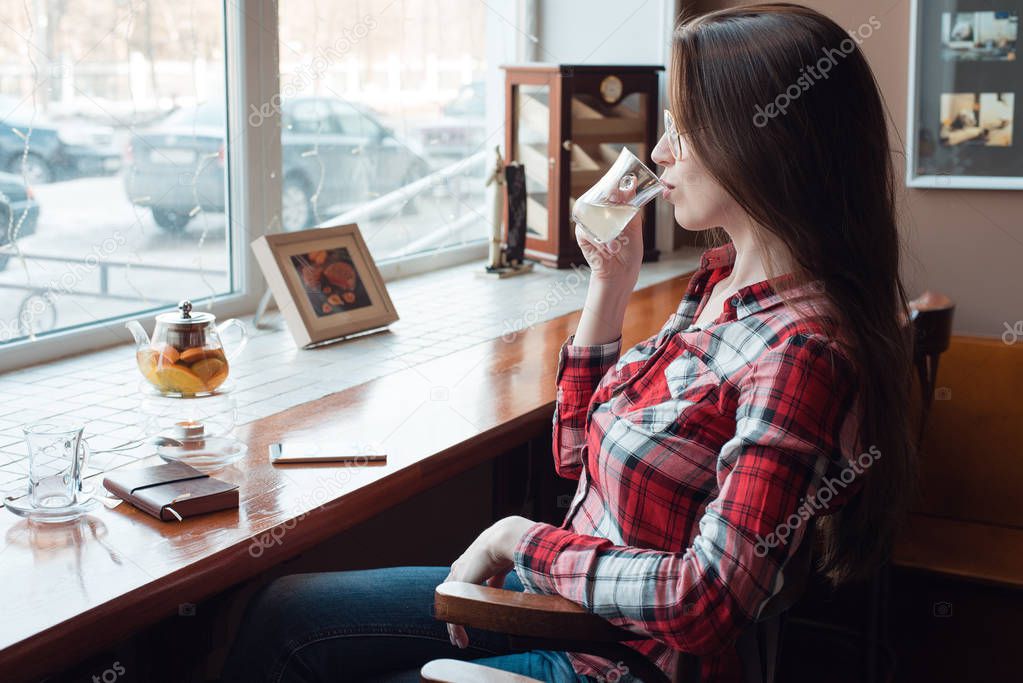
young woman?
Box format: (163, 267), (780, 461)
(222, 4), (915, 682)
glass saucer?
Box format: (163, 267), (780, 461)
(156, 436), (247, 472)
(3, 494), (100, 524)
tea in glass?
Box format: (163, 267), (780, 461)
(571, 202), (641, 243)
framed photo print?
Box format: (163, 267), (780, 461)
(907, 0), (1022, 188)
(251, 224), (398, 348)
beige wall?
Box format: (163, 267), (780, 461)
(683, 0), (1020, 337)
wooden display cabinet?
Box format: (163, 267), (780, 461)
(502, 64), (664, 268)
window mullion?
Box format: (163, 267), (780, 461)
(226, 0), (282, 303)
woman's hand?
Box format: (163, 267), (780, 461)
(569, 207), (644, 347)
(575, 192), (645, 289)
(444, 515), (536, 649)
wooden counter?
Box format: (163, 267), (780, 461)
(0, 273), (693, 682)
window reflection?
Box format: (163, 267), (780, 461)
(0, 1), (230, 343)
(277, 1), (489, 260)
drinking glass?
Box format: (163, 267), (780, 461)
(25, 421), (90, 509)
(571, 146), (666, 244)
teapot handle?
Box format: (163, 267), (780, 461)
(216, 318), (248, 362)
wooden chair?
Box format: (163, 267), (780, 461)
(421, 659), (547, 683)
(422, 293), (955, 683)
(426, 531), (812, 683)
(784, 290), (955, 682)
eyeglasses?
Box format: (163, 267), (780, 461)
(663, 109), (682, 160)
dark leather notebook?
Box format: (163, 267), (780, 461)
(103, 462), (239, 522)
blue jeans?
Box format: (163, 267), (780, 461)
(221, 565), (601, 682)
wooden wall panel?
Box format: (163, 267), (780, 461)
(914, 336), (1023, 528)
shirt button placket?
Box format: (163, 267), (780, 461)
(562, 464), (590, 528)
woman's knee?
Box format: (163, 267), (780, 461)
(225, 569), (411, 682)
(233, 567), (452, 651)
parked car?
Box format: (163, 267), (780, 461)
(0, 97), (121, 184)
(412, 81), (487, 164)
(123, 97), (430, 232)
(0, 172), (40, 271)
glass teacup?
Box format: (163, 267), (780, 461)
(572, 146), (665, 244)
(25, 421), (90, 509)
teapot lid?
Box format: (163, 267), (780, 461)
(155, 300), (215, 326)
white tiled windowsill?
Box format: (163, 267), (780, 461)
(0, 249), (701, 497)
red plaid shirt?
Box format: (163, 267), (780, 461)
(512, 243), (863, 682)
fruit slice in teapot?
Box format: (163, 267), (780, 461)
(155, 365), (208, 395)
(191, 356), (228, 390)
(179, 346), (208, 365)
(136, 351), (161, 386)
(141, 342), (179, 367)
(137, 342), (180, 380)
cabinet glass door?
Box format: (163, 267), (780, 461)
(568, 91), (650, 220)
(513, 84), (551, 241)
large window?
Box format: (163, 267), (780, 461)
(0, 1), (232, 346)
(0, 0), (494, 368)
(277, 1), (488, 260)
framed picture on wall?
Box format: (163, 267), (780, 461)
(251, 224), (399, 348)
(907, 0), (1023, 188)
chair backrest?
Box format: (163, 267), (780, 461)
(907, 291), (955, 440)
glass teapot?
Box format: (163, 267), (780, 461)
(126, 300), (248, 396)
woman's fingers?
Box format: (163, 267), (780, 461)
(576, 224), (609, 259)
(575, 223), (597, 249)
(447, 622), (468, 648)
(443, 523), (517, 649)
(443, 570), (508, 647)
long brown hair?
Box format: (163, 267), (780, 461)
(669, 3), (916, 584)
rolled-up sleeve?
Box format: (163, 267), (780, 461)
(551, 333), (622, 480)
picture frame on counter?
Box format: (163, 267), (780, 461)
(251, 224), (399, 348)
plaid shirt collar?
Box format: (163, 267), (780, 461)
(687, 242), (824, 323)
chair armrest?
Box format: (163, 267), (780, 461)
(434, 582), (672, 683)
(420, 659), (542, 683)
(909, 290), (954, 313)
(434, 581), (637, 642)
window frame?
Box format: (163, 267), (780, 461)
(0, 0), (268, 374)
(0, 0), (498, 373)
